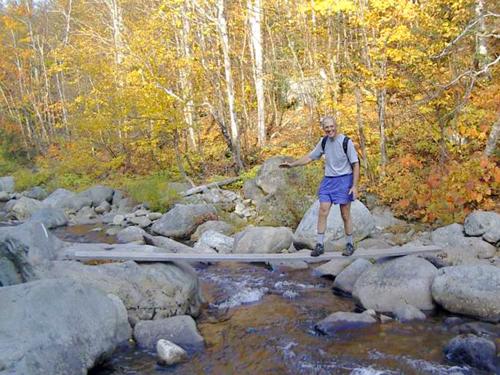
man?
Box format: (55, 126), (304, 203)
(280, 116), (360, 257)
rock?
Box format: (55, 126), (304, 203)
(38, 259), (203, 325)
(431, 265), (500, 322)
(242, 179), (265, 202)
(431, 223), (497, 262)
(113, 214), (125, 226)
(371, 206), (405, 230)
(5, 196), (44, 220)
(191, 220), (235, 241)
(357, 237), (393, 249)
(95, 201), (111, 214)
(482, 227), (500, 245)
(167, 182), (191, 194)
(393, 303), (426, 322)
(313, 258), (353, 278)
(254, 156), (300, 195)
(106, 227), (122, 237)
(0, 278), (131, 375)
(452, 321), (500, 338)
(111, 189), (125, 206)
(196, 230), (234, 253)
(42, 188), (75, 208)
(0, 191), (10, 202)
(333, 258), (372, 295)
(117, 226), (146, 244)
(70, 206), (97, 225)
(315, 311), (377, 335)
(116, 197), (134, 214)
(352, 255), (438, 313)
(464, 210), (500, 237)
(233, 226), (293, 254)
(29, 207), (68, 229)
(157, 339), (188, 366)
(144, 234), (201, 254)
(0, 221), (65, 286)
(128, 215), (151, 228)
(22, 186), (48, 200)
(80, 185), (114, 207)
(147, 212), (163, 221)
(134, 208), (149, 217)
(151, 204), (217, 239)
(134, 315), (204, 350)
(57, 194), (93, 212)
(268, 260), (309, 271)
(0, 176), (15, 192)
(294, 200), (375, 251)
(444, 334), (498, 373)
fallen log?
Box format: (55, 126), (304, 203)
(182, 177), (241, 196)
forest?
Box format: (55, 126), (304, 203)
(0, 0), (498, 224)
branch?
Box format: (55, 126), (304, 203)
(154, 83), (184, 103)
(439, 54), (500, 89)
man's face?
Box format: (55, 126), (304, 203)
(322, 120), (337, 138)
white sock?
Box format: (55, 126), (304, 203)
(346, 234), (353, 245)
(316, 233), (325, 245)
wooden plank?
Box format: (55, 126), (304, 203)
(65, 245), (442, 264)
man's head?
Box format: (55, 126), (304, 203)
(320, 115), (337, 138)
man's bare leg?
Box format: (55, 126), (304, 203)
(312, 201), (332, 256)
(340, 203), (355, 256)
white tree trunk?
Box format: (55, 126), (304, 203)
(484, 114), (499, 157)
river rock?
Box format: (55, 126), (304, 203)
(95, 201), (111, 214)
(393, 303), (426, 322)
(196, 230), (234, 253)
(38, 260), (203, 325)
(444, 334), (498, 373)
(42, 188), (74, 207)
(0, 176), (14, 192)
(254, 156), (300, 195)
(431, 223), (497, 262)
(431, 265), (500, 322)
(116, 197), (134, 214)
(113, 214), (126, 226)
(134, 315), (204, 350)
(315, 311), (377, 335)
(371, 206), (405, 230)
(0, 278), (131, 375)
(57, 193), (93, 212)
(157, 339), (188, 366)
(233, 226), (293, 254)
(5, 196), (44, 220)
(313, 258), (353, 278)
(333, 258), (372, 295)
(117, 226), (146, 244)
(294, 200), (375, 251)
(151, 204), (217, 239)
(70, 206), (97, 225)
(23, 186), (48, 200)
(129, 215), (151, 228)
(352, 255), (438, 313)
(464, 210), (500, 238)
(144, 234), (202, 254)
(0, 191), (10, 202)
(191, 220), (234, 241)
(147, 212), (163, 221)
(80, 185), (114, 207)
(242, 179), (265, 202)
(29, 207), (68, 229)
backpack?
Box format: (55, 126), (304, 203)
(321, 135), (351, 164)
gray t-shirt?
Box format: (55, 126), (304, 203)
(308, 134), (359, 176)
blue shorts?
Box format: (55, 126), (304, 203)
(318, 174), (354, 204)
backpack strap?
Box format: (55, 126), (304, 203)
(320, 136), (328, 153)
(343, 136), (351, 164)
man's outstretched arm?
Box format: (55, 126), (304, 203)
(349, 162), (360, 200)
(279, 155), (313, 168)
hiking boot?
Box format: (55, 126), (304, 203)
(342, 243), (355, 257)
(311, 243), (324, 257)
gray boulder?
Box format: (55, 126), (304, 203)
(464, 210), (500, 244)
(151, 204), (217, 239)
(38, 260), (203, 325)
(191, 220), (234, 241)
(242, 179), (265, 202)
(129, 215), (151, 228)
(57, 194), (93, 212)
(0, 176), (15, 193)
(95, 201), (111, 214)
(333, 258), (372, 295)
(393, 303), (426, 322)
(133, 315), (204, 350)
(5, 196), (44, 220)
(313, 258), (353, 278)
(144, 234), (202, 254)
(431, 223), (497, 262)
(371, 206), (405, 230)
(157, 339), (187, 366)
(254, 156), (300, 195)
(80, 185), (114, 207)
(29, 207), (68, 229)
(233, 226), (293, 254)
(0, 191), (10, 202)
(23, 186), (48, 200)
(0, 278), (131, 375)
(196, 230), (234, 253)
(431, 265), (500, 322)
(294, 200), (375, 251)
(42, 188), (74, 207)
(444, 334), (498, 373)
(352, 255), (438, 313)
(117, 226), (146, 244)
(315, 311), (377, 335)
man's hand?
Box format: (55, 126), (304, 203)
(349, 186), (358, 200)
(279, 162), (293, 168)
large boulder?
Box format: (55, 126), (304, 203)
(42, 188), (75, 208)
(0, 221), (65, 286)
(133, 315), (204, 350)
(294, 200), (375, 250)
(315, 311), (377, 335)
(232, 226), (293, 254)
(254, 156), (299, 195)
(79, 185), (114, 207)
(29, 207), (68, 229)
(151, 204), (217, 239)
(333, 258), (372, 295)
(116, 226), (147, 244)
(5, 196), (44, 220)
(22, 186), (48, 200)
(352, 255), (438, 313)
(37, 260), (203, 325)
(464, 210), (500, 244)
(195, 230), (234, 253)
(431, 265), (500, 322)
(444, 334), (498, 373)
(0, 278), (131, 375)
(371, 206), (405, 230)
(190, 220), (234, 241)
(313, 258), (353, 278)
(431, 223), (497, 262)
(0, 176), (15, 193)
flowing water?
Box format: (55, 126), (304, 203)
(2, 220), (485, 374)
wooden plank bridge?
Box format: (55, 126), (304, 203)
(65, 245), (442, 264)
